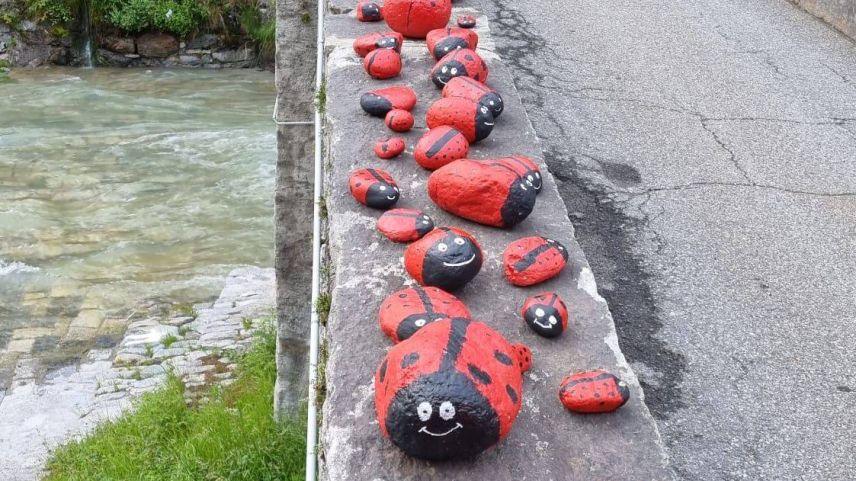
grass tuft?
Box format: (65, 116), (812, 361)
(161, 334), (178, 348)
(315, 292), (331, 327)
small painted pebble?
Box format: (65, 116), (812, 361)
(353, 31), (403, 57)
(349, 168), (400, 209)
(374, 137), (406, 159)
(457, 15), (477, 29)
(503, 236), (569, 286)
(364, 49), (402, 79)
(377, 208), (435, 243)
(521, 292), (568, 338)
(360, 85), (417, 117)
(559, 369), (630, 414)
(414, 126), (469, 170)
(385, 109), (414, 132)
(356, 1), (383, 21)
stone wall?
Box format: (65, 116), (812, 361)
(788, 0), (856, 41)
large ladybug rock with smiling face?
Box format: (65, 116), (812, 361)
(349, 168), (400, 209)
(375, 318), (531, 460)
(426, 97), (494, 143)
(383, 0), (452, 39)
(442, 76), (504, 118)
(378, 286), (471, 343)
(559, 369), (630, 414)
(360, 86), (417, 117)
(353, 31), (403, 58)
(426, 27), (479, 61)
(404, 227), (482, 291)
(377, 208), (434, 242)
(413, 126), (469, 170)
(521, 292), (568, 338)
(503, 236), (569, 286)
(428, 158), (537, 228)
(431, 48), (489, 88)
(356, 1), (383, 21)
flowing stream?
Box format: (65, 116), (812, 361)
(0, 68), (275, 385)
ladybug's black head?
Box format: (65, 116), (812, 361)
(415, 213), (435, 237)
(545, 237), (570, 262)
(376, 36), (399, 50)
(360, 2), (381, 20)
(366, 180), (400, 209)
(422, 229), (482, 291)
(432, 60), (468, 88)
(524, 169), (542, 192)
(479, 91), (504, 118)
(523, 302), (563, 338)
(433, 37), (469, 60)
(396, 312), (446, 342)
(499, 177), (537, 227)
(386, 370), (500, 460)
(473, 103), (495, 142)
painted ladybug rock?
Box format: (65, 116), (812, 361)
(414, 126), (469, 170)
(521, 292), (568, 338)
(364, 48), (402, 79)
(503, 237), (569, 286)
(383, 0), (452, 39)
(360, 86), (417, 117)
(377, 208), (434, 243)
(353, 31), (403, 57)
(404, 227), (482, 291)
(374, 137), (406, 159)
(378, 286), (471, 342)
(356, 1), (383, 22)
(349, 168), (400, 209)
(443, 76), (504, 118)
(428, 159), (537, 228)
(559, 369), (630, 414)
(431, 48), (489, 88)
(457, 15), (477, 29)
(385, 109), (414, 132)
(375, 318), (531, 460)
(426, 27), (479, 61)
(426, 97), (494, 143)
(480, 155), (542, 194)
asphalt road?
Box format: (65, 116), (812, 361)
(477, 0), (856, 479)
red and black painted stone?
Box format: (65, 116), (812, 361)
(428, 159), (537, 227)
(383, 0), (452, 39)
(349, 168), (400, 209)
(377, 208), (434, 243)
(477, 155), (542, 195)
(414, 126), (469, 170)
(559, 369), (630, 414)
(430, 48), (489, 88)
(425, 97), (494, 143)
(353, 31), (403, 57)
(503, 236), (569, 286)
(385, 109), (414, 132)
(364, 48), (402, 79)
(360, 86), (417, 117)
(405, 227), (482, 291)
(426, 27), (479, 61)
(375, 318), (530, 460)
(457, 15), (477, 29)
(442, 76), (504, 118)
(356, 1), (383, 21)
(374, 137), (406, 159)
(378, 285), (470, 342)
(521, 292), (568, 338)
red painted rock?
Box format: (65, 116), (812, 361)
(512, 344), (533, 373)
(374, 137), (406, 159)
(426, 97), (494, 143)
(377, 208), (435, 242)
(457, 15), (477, 29)
(442, 76), (504, 118)
(360, 86), (417, 117)
(349, 168), (400, 209)
(559, 369), (630, 414)
(404, 227), (482, 291)
(478, 155), (542, 194)
(383, 0), (452, 39)
(385, 109), (414, 132)
(364, 48), (402, 79)
(378, 285), (470, 342)
(521, 292), (568, 338)
(431, 48), (489, 88)
(353, 31), (403, 57)
(503, 236), (569, 286)
(356, 1), (383, 21)
(375, 318), (530, 460)
(427, 159), (537, 227)
(414, 126), (469, 170)
(426, 27), (479, 61)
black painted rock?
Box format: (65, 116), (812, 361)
(353, 31), (403, 57)
(427, 158), (537, 227)
(425, 97), (494, 143)
(426, 27), (479, 61)
(349, 168), (400, 209)
(457, 15), (477, 29)
(430, 48), (489, 88)
(364, 48), (402, 79)
(559, 369), (630, 414)
(377, 285), (470, 342)
(442, 76), (503, 118)
(521, 292), (568, 338)
(360, 86), (417, 117)
(503, 236), (568, 286)
(404, 227), (482, 291)
(375, 318), (530, 460)
(374, 137), (406, 159)
(414, 126), (469, 170)
(356, 1), (383, 21)
(377, 208), (434, 242)
(385, 109), (414, 132)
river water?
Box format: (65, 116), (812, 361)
(0, 68), (275, 383)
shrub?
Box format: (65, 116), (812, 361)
(108, 0), (206, 37)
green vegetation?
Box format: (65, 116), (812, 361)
(44, 322), (306, 481)
(315, 79), (327, 114)
(161, 333), (178, 348)
(175, 302), (198, 319)
(315, 292), (331, 327)
(239, 6), (275, 60)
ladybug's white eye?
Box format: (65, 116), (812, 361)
(441, 66), (448, 73)
(520, 183), (527, 190)
(535, 308), (545, 317)
(528, 175), (534, 181)
(450, 68), (458, 75)
(480, 106), (488, 114)
(549, 315), (558, 325)
(417, 402), (432, 422)
(379, 185), (386, 191)
(414, 319), (426, 327)
(489, 100), (495, 105)
(454, 237), (465, 245)
(437, 243), (448, 252)
(439, 401), (455, 420)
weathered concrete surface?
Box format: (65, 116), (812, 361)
(320, 7), (673, 480)
(473, 0), (856, 480)
(788, 0), (856, 41)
